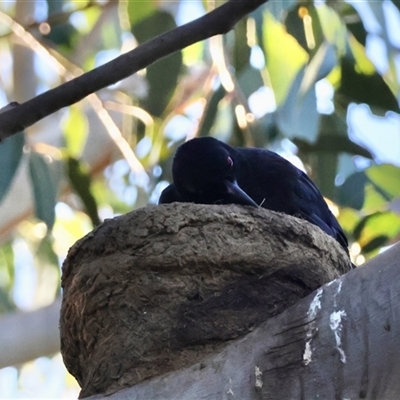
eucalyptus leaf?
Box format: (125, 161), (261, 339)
(353, 211), (400, 252)
(0, 131), (24, 203)
(127, 0), (158, 26)
(237, 66), (264, 99)
(285, 3), (324, 55)
(63, 106), (89, 159)
(337, 58), (400, 114)
(276, 67), (320, 143)
(264, 0), (296, 21)
(198, 86), (226, 137)
(366, 164), (400, 199)
(262, 11), (309, 105)
(28, 152), (57, 230)
(45, 0), (78, 49)
(67, 157), (100, 228)
(132, 11), (183, 117)
(336, 171), (367, 210)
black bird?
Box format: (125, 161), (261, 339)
(159, 137), (348, 254)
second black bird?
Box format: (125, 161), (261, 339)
(159, 137), (348, 254)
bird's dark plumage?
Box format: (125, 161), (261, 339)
(159, 137), (348, 254)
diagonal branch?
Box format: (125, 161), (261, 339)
(0, 0), (268, 142)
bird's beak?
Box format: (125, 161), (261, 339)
(224, 180), (258, 207)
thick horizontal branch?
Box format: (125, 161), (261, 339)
(0, 0), (267, 141)
(0, 298), (61, 368)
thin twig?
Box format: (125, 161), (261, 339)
(0, 0), (268, 141)
(0, 9), (147, 176)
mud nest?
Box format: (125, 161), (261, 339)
(60, 203), (352, 398)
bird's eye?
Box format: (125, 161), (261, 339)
(227, 157), (234, 169)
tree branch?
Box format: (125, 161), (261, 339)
(0, 298), (61, 368)
(0, 0), (268, 141)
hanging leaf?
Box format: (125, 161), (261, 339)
(264, 0), (296, 21)
(336, 58), (400, 114)
(0, 239), (15, 312)
(67, 157), (100, 227)
(45, 0), (78, 49)
(336, 171), (368, 210)
(366, 164), (400, 199)
(233, 19), (251, 74)
(335, 163), (400, 211)
(63, 106), (89, 159)
(275, 67), (320, 143)
(316, 3), (347, 53)
(340, 3), (368, 46)
(132, 11), (183, 117)
(285, 3), (324, 55)
(198, 86), (226, 137)
(262, 11), (309, 105)
(127, 1), (159, 26)
(299, 42), (338, 96)
(353, 211), (400, 253)
(28, 152), (57, 230)
(0, 131), (24, 203)
(237, 66), (264, 99)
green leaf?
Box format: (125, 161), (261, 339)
(354, 211), (400, 252)
(366, 164), (400, 199)
(36, 235), (59, 269)
(0, 241), (15, 291)
(299, 41), (337, 95)
(337, 207), (360, 234)
(276, 67), (320, 143)
(233, 19), (251, 74)
(0, 240), (14, 313)
(264, 0), (296, 21)
(285, 3), (324, 54)
(336, 58), (400, 114)
(316, 4), (347, 52)
(29, 152), (57, 230)
(237, 66), (264, 99)
(336, 163), (400, 213)
(198, 86), (226, 137)
(262, 11), (309, 105)
(340, 4), (367, 46)
(67, 157), (100, 227)
(336, 171), (368, 210)
(347, 34), (375, 75)
(63, 106), (89, 158)
(132, 11), (183, 117)
(0, 132), (24, 203)
(361, 235), (389, 254)
(127, 0), (158, 26)
(45, 0), (78, 49)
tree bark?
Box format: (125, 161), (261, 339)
(60, 203), (352, 398)
(82, 241), (400, 400)
(0, 298), (61, 368)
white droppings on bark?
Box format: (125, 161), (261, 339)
(303, 341), (313, 366)
(308, 287), (323, 319)
(330, 310), (347, 363)
(255, 366), (263, 390)
(303, 288), (324, 365)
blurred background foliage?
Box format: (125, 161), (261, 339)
(0, 0), (399, 396)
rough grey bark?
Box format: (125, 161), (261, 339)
(60, 203), (351, 398)
(83, 242), (400, 400)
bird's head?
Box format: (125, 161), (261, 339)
(172, 137), (257, 207)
